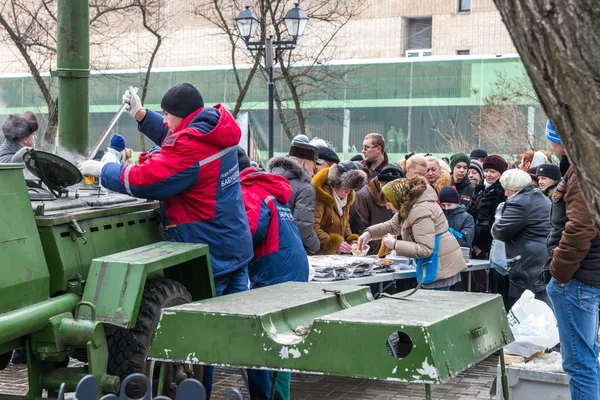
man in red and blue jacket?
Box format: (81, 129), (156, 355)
(78, 84), (267, 398)
(237, 149), (308, 400)
(80, 84), (253, 293)
(238, 155), (309, 287)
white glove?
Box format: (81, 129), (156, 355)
(122, 86), (142, 118)
(10, 146), (32, 163)
(383, 234), (397, 251)
(357, 231), (371, 251)
(78, 160), (105, 178)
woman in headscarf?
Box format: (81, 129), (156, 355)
(357, 176), (466, 290)
(313, 160), (368, 254)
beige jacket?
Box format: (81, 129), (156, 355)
(366, 185), (466, 280)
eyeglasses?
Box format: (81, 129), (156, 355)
(362, 145), (379, 151)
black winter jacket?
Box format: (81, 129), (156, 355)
(468, 181), (506, 254)
(453, 176), (476, 207)
(492, 186), (551, 293)
(444, 205), (475, 248)
(269, 157), (320, 253)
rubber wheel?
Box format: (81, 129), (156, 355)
(106, 278), (202, 397)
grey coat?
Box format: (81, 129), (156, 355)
(268, 157), (320, 253)
(0, 140), (21, 163)
(443, 205), (475, 248)
(492, 185), (551, 293)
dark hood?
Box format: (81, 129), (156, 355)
(268, 156), (312, 184)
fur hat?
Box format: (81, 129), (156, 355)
(450, 152), (470, 170)
(2, 111), (38, 142)
(160, 83), (204, 118)
(500, 169), (532, 191)
(536, 163), (561, 181)
(289, 142), (319, 161)
(483, 155), (508, 174)
(327, 161), (367, 190)
(470, 148), (488, 159)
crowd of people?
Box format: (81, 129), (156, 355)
(2, 83), (599, 400)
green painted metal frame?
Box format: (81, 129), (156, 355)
(0, 165), (50, 314)
(36, 207), (163, 296)
(149, 283), (513, 384)
(79, 242), (214, 328)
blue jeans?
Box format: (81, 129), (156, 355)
(203, 266), (271, 399)
(547, 277), (600, 400)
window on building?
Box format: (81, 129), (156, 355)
(457, 50), (470, 55)
(405, 17), (432, 50)
(459, 0), (471, 12)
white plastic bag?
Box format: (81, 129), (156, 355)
(504, 290), (560, 357)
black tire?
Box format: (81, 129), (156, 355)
(106, 278), (201, 397)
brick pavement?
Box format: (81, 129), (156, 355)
(0, 355), (498, 399)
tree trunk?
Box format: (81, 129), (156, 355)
(493, 0), (600, 228)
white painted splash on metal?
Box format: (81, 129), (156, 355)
(392, 366), (398, 374)
(164, 349), (171, 357)
(289, 348), (302, 359)
(279, 346), (290, 359)
(416, 357), (438, 379)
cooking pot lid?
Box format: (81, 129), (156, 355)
(23, 149), (83, 194)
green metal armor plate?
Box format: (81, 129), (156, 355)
(148, 282), (513, 383)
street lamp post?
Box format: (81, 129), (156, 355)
(235, 4), (309, 159)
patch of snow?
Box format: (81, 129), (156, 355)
(513, 352), (564, 373)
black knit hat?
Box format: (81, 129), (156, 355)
(470, 148), (488, 159)
(536, 163), (561, 181)
(237, 146), (251, 172)
(350, 154), (364, 162)
(483, 155), (508, 174)
(378, 164), (405, 182)
(439, 186), (461, 204)
(317, 146), (340, 163)
(160, 83), (205, 118)
(289, 142), (319, 161)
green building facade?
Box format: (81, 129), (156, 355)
(0, 55), (543, 161)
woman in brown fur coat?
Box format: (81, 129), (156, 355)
(358, 175), (466, 289)
(313, 161), (368, 254)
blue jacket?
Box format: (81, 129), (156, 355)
(444, 205), (475, 248)
(101, 106), (253, 278)
(240, 168), (309, 288)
